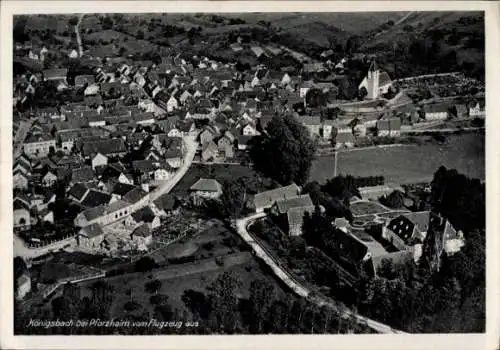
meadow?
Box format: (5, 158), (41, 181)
(310, 133), (485, 185)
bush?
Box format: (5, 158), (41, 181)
(124, 300), (141, 311)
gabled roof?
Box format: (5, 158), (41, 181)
(287, 205), (315, 228)
(71, 166), (95, 183)
(79, 223), (104, 238)
(111, 181), (136, 196)
(189, 178), (222, 193)
(68, 183), (90, 201)
(275, 194), (313, 215)
(131, 206), (156, 223)
(123, 187), (148, 204)
(81, 189), (112, 208)
(132, 160), (156, 174)
(254, 184), (301, 210)
(81, 138), (127, 157)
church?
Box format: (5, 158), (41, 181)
(358, 60), (393, 99)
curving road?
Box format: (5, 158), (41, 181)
(235, 213), (408, 334)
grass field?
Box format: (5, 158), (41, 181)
(310, 133), (484, 185)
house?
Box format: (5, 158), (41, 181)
(424, 104), (450, 121)
(14, 199), (31, 228)
(189, 178), (223, 205)
(130, 206), (161, 230)
(91, 153), (108, 170)
(41, 169), (58, 187)
(68, 183), (91, 202)
(152, 193), (179, 216)
(75, 75), (96, 88)
(77, 223), (105, 250)
(130, 223), (153, 250)
(13, 171), (29, 189)
(201, 141), (218, 162)
(153, 163), (175, 182)
(166, 96), (179, 112)
(358, 60), (392, 100)
(299, 80), (317, 98)
(80, 189), (113, 209)
(118, 172), (134, 185)
(74, 199), (131, 227)
(23, 134), (56, 157)
(71, 166), (96, 184)
(42, 68), (68, 82)
(454, 104), (469, 118)
(253, 183), (301, 213)
(382, 211), (463, 263)
(302, 116), (321, 137)
(270, 194), (314, 236)
(322, 120), (335, 140)
(335, 132), (356, 149)
(81, 139), (127, 159)
(199, 128), (217, 146)
(376, 118), (401, 137)
(122, 187), (150, 212)
(241, 123), (259, 136)
(469, 100), (485, 118)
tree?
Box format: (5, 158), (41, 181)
(145, 279), (162, 294)
(182, 289), (211, 319)
(380, 190), (405, 209)
(68, 16), (79, 26)
(219, 179), (247, 219)
(250, 115), (317, 185)
(135, 256), (157, 272)
(248, 279), (275, 333)
(305, 88), (327, 108)
(136, 30), (144, 40)
(358, 87), (368, 101)
(208, 272), (242, 333)
(101, 16), (114, 30)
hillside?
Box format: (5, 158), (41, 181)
(359, 11), (485, 81)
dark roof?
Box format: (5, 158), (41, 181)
(68, 183), (89, 201)
(81, 139), (127, 157)
(131, 206), (156, 223)
(71, 166), (96, 183)
(79, 223), (104, 238)
(112, 182), (136, 196)
(153, 193), (177, 211)
(81, 189), (112, 208)
(132, 223), (151, 237)
(123, 187), (148, 204)
(275, 194), (313, 215)
(132, 160), (156, 174)
(425, 104), (450, 114)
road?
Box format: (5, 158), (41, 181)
(75, 14), (84, 57)
(149, 134), (198, 201)
(13, 120), (32, 158)
(235, 213), (408, 334)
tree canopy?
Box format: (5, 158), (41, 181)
(250, 114), (317, 185)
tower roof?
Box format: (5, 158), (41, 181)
(368, 60), (379, 72)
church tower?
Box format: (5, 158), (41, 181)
(366, 60), (380, 99)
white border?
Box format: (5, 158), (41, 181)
(1, 1), (499, 350)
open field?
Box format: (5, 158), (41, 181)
(310, 133), (484, 185)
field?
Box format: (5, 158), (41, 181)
(310, 133), (485, 185)
(350, 201), (390, 216)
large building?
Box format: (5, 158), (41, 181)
(358, 60), (392, 100)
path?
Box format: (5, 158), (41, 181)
(13, 120), (32, 158)
(235, 213), (408, 334)
(75, 14), (84, 57)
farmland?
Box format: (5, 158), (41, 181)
(310, 133), (485, 185)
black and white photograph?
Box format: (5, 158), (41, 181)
(1, 1), (499, 349)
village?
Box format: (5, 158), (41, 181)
(12, 12), (486, 335)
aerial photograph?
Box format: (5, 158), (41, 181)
(12, 11), (485, 335)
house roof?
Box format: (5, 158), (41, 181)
(131, 206), (156, 223)
(336, 132), (356, 144)
(68, 183), (89, 201)
(189, 178), (222, 193)
(79, 223), (104, 238)
(287, 205), (315, 228)
(81, 138), (127, 157)
(275, 194), (313, 214)
(425, 104), (450, 114)
(123, 187), (148, 204)
(132, 223), (152, 237)
(111, 182), (136, 196)
(132, 160), (156, 174)
(302, 116), (321, 126)
(106, 198), (130, 213)
(43, 68), (68, 79)
(81, 205), (106, 221)
(153, 193), (177, 211)
(254, 183), (301, 210)
(75, 75), (95, 86)
(71, 166), (95, 183)
(81, 189), (112, 208)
